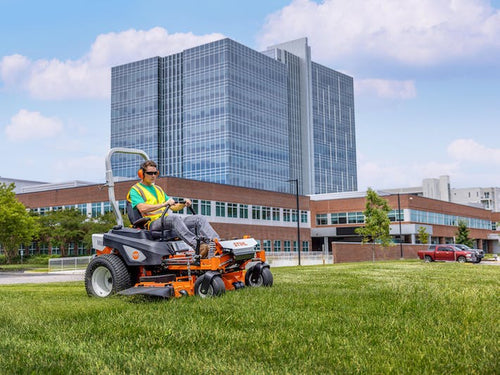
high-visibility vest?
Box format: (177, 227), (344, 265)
(126, 183), (167, 223)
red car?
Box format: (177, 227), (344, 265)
(418, 244), (476, 263)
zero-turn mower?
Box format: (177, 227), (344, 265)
(85, 148), (273, 299)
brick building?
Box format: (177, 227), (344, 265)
(14, 181), (500, 257)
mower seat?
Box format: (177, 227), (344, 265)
(126, 201), (151, 229)
(125, 201), (176, 242)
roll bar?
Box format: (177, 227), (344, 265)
(105, 147), (150, 227)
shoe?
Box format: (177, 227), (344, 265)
(199, 243), (209, 259)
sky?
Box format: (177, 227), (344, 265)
(1, 0), (499, 191)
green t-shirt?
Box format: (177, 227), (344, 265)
(129, 183), (169, 208)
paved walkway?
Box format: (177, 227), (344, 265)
(0, 271), (84, 285)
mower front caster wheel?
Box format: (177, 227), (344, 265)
(245, 265), (273, 287)
(194, 274), (225, 298)
(85, 254), (132, 297)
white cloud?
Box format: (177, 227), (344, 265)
(52, 155), (105, 182)
(355, 79), (416, 99)
(357, 138), (500, 191)
(0, 27), (225, 100)
(5, 109), (63, 141)
(447, 138), (500, 164)
(357, 157), (459, 191)
(258, 0), (500, 66)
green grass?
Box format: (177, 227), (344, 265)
(0, 261), (498, 374)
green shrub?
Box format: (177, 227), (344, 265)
(24, 254), (60, 265)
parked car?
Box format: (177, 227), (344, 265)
(418, 244), (477, 263)
(454, 244), (484, 263)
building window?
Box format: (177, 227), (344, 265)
(301, 210), (308, 223)
(39, 243), (48, 255)
(252, 205), (261, 220)
(239, 204), (248, 219)
(201, 200), (211, 216)
(216, 202), (226, 217)
(78, 243), (86, 256)
(388, 210), (402, 222)
(77, 204), (87, 216)
(263, 240), (271, 252)
(272, 207), (280, 221)
(273, 240), (281, 252)
(262, 207), (271, 220)
(190, 199), (199, 214)
(331, 213), (347, 224)
(302, 241), (309, 252)
(227, 203), (238, 218)
(91, 203), (101, 217)
(316, 214), (327, 225)
(283, 209), (291, 222)
(284, 240), (291, 252)
(348, 212), (364, 224)
(103, 202), (112, 214)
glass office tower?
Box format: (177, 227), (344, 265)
(111, 37), (357, 194)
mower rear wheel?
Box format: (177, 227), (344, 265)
(245, 266), (273, 287)
(194, 274), (225, 298)
(85, 254), (132, 297)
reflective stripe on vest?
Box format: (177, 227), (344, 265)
(126, 183), (167, 223)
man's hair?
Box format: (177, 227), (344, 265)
(141, 160), (157, 170)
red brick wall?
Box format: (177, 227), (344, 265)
(16, 177), (311, 245)
(331, 242), (426, 263)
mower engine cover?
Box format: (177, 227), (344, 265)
(219, 238), (258, 261)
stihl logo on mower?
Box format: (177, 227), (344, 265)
(233, 241), (249, 247)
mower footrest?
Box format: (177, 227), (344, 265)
(139, 274), (176, 283)
(118, 285), (174, 298)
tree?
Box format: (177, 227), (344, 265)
(36, 209), (87, 257)
(355, 188), (393, 262)
(417, 226), (429, 244)
(456, 219), (473, 247)
(0, 183), (38, 263)
(82, 211), (122, 250)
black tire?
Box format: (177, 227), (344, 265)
(424, 255), (432, 263)
(85, 254), (132, 297)
(457, 256), (466, 263)
(245, 266), (273, 287)
(194, 274), (225, 298)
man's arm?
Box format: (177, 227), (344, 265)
(130, 188), (175, 215)
(136, 199), (174, 215)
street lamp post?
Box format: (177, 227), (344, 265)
(398, 193), (403, 258)
(287, 178), (301, 266)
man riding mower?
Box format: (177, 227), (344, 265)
(85, 147), (273, 299)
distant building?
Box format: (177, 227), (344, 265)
(110, 37), (357, 195)
(451, 187), (500, 212)
(0, 177), (47, 194)
(383, 175), (500, 212)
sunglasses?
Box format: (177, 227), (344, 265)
(145, 171), (159, 176)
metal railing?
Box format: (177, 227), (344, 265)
(266, 252), (333, 267)
(48, 251), (332, 272)
(48, 256), (93, 273)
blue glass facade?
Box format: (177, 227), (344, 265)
(111, 57), (160, 176)
(182, 39), (289, 190)
(110, 38), (357, 194)
(311, 62), (357, 193)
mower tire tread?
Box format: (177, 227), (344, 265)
(85, 254), (132, 297)
(245, 265), (273, 287)
(194, 274), (225, 298)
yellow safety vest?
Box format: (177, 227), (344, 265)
(126, 183), (167, 224)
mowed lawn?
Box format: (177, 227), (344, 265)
(0, 261), (498, 374)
